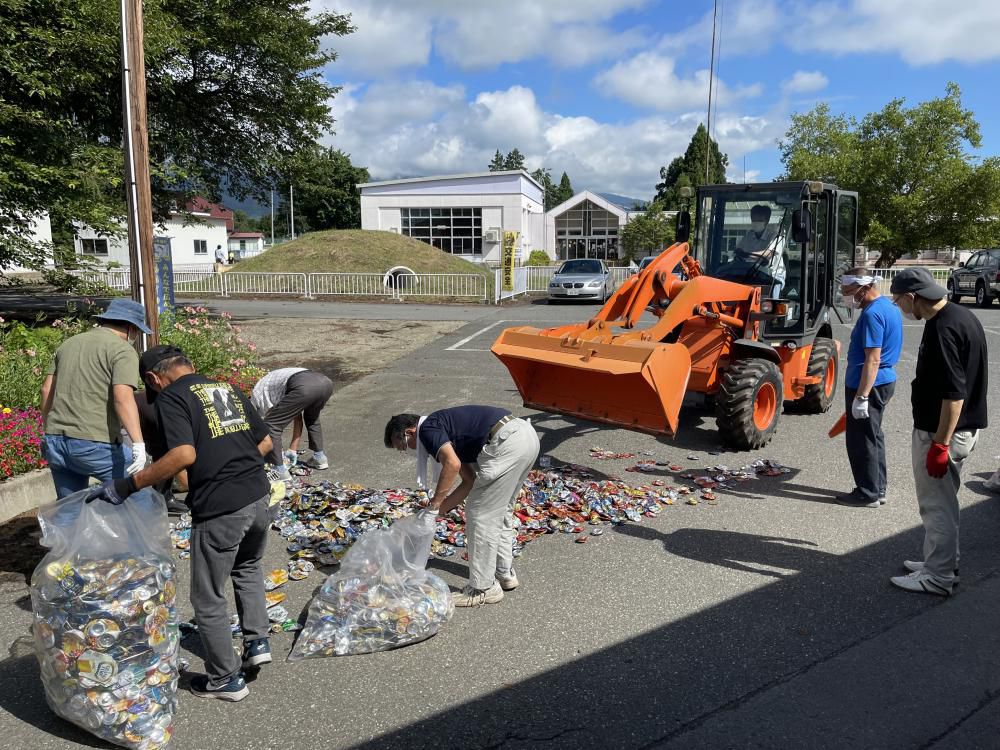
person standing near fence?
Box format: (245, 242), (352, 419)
(384, 406), (539, 607)
(836, 269), (903, 508)
(888, 268), (988, 596)
(40, 298), (150, 498)
(251, 367), (334, 480)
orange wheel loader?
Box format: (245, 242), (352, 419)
(492, 181), (860, 449)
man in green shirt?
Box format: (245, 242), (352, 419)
(40, 298), (151, 498)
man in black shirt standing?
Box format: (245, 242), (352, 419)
(889, 268), (989, 596)
(384, 406), (540, 607)
(85, 345), (274, 701)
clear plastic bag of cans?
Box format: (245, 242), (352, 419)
(289, 509), (453, 659)
(30, 488), (180, 749)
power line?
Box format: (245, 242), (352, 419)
(705, 0), (719, 185)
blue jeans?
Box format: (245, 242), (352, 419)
(42, 435), (129, 499)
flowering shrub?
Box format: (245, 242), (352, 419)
(159, 306), (263, 395)
(0, 406), (46, 480)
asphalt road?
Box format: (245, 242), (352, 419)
(2, 296), (1000, 749)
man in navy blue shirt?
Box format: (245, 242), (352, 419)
(837, 269), (903, 508)
(384, 406), (539, 607)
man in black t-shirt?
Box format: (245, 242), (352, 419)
(133, 388), (188, 513)
(888, 268), (989, 596)
(384, 406), (540, 607)
(85, 345), (274, 702)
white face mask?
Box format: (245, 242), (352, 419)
(842, 294), (861, 310)
(901, 309), (919, 321)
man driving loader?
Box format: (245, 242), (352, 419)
(731, 204), (786, 297)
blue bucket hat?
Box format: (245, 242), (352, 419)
(96, 298), (152, 334)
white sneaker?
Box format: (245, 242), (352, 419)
(902, 560), (959, 581)
(496, 568), (519, 591)
(890, 570), (952, 596)
(305, 452), (329, 470)
(452, 581), (504, 607)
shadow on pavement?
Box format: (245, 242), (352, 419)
(351, 499), (1000, 749)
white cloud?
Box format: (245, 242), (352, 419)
(315, 0), (650, 75)
(324, 82), (781, 198)
(781, 70), (829, 95)
(595, 52), (762, 112)
(790, 1), (1000, 64)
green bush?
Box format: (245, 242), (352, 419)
(0, 315), (93, 409)
(525, 250), (553, 266)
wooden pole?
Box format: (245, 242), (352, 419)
(120, 0), (159, 345)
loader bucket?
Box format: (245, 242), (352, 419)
(492, 327), (692, 436)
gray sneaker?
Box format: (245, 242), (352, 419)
(496, 568), (519, 591)
(452, 581), (504, 607)
(903, 560), (959, 581)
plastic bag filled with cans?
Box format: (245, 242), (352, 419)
(289, 508), (453, 660)
(30, 488), (180, 749)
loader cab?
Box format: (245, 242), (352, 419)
(691, 181), (858, 340)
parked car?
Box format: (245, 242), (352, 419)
(547, 259), (614, 302)
(947, 249), (1000, 307)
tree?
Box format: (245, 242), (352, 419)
(779, 83), (1000, 265)
(620, 201), (676, 262)
(530, 167), (563, 211)
(654, 124), (728, 207)
(277, 147), (369, 233)
(556, 172), (574, 205)
(488, 150), (506, 171)
(503, 148), (526, 171)
(0, 0), (354, 274)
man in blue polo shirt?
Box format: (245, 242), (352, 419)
(384, 406), (539, 607)
(836, 268), (903, 508)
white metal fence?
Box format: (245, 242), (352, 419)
(522, 265), (634, 294)
(866, 267), (951, 284)
(309, 273), (393, 298)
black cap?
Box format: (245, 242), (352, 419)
(139, 346), (187, 402)
(889, 267), (947, 301)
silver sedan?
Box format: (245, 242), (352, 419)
(547, 259), (614, 302)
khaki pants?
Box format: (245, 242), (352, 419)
(912, 428), (979, 583)
(466, 418), (539, 590)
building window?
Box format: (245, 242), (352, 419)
(401, 208), (483, 255)
(194, 239), (207, 255)
(554, 200), (621, 260)
(239, 240), (246, 251)
(80, 238), (109, 255)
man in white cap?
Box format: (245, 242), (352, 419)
(836, 268), (903, 508)
(384, 407), (539, 607)
(889, 267), (988, 596)
(40, 298), (150, 498)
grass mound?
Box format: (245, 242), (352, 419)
(237, 230), (490, 276)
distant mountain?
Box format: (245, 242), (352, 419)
(597, 192), (649, 210)
(222, 190), (271, 218)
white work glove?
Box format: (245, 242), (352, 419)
(126, 442), (148, 475)
(851, 397), (870, 420)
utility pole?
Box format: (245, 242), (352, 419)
(705, 0), (719, 186)
(120, 0), (158, 345)
(289, 185), (296, 241)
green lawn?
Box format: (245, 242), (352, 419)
(236, 229), (492, 276)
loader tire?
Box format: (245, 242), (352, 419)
(716, 358), (783, 450)
(795, 337), (838, 414)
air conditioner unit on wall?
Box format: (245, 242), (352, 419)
(484, 229), (500, 243)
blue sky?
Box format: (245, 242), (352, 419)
(315, 0), (1000, 200)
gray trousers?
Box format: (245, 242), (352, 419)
(264, 371), (334, 464)
(912, 428), (979, 584)
(190, 495), (271, 686)
(466, 418), (540, 590)
(845, 383), (895, 501)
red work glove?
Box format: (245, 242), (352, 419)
(926, 442), (950, 478)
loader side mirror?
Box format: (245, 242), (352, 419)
(676, 210), (691, 243)
(792, 207), (812, 244)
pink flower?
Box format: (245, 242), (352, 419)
(247, 343), (257, 352)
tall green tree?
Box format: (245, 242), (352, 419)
(530, 167), (563, 210)
(503, 148), (526, 171)
(488, 149), (506, 171)
(0, 0), (353, 273)
(779, 83), (1000, 265)
(278, 147), (369, 232)
(556, 172), (574, 205)
(620, 201), (676, 262)
(654, 124), (728, 208)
